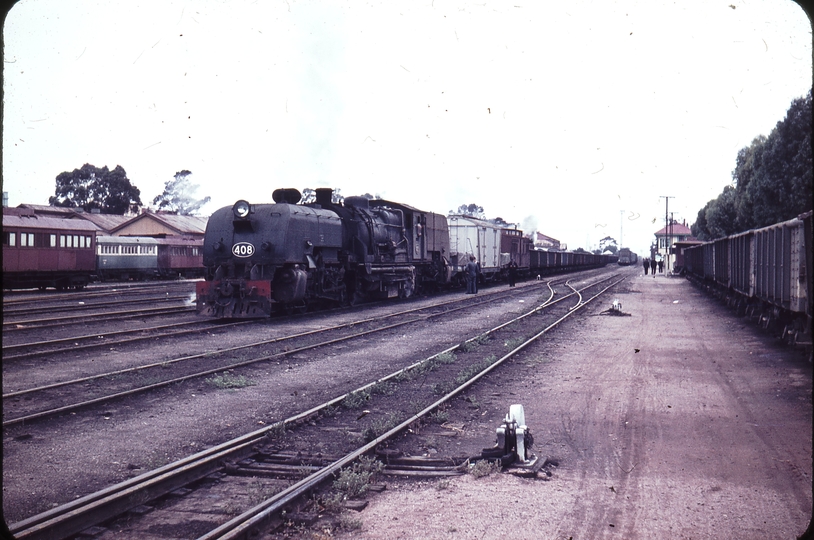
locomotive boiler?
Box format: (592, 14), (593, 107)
(196, 188), (452, 318)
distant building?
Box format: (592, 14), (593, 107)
(15, 204), (128, 235)
(533, 232), (561, 251)
(15, 204), (208, 239)
(110, 210), (207, 240)
(654, 220), (697, 272)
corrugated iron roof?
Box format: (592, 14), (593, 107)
(110, 212), (208, 235)
(69, 213), (132, 232)
(654, 222), (693, 236)
(3, 213), (100, 231)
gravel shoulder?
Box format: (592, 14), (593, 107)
(332, 273), (813, 540)
(3, 271), (810, 539)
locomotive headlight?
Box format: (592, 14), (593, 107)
(233, 200), (251, 219)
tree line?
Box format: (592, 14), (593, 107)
(49, 165), (211, 216)
(692, 90), (812, 240)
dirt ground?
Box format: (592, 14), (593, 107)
(2, 271), (811, 540)
(332, 273), (813, 540)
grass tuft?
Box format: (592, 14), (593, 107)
(205, 371), (255, 389)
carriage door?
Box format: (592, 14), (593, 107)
(414, 213), (425, 260)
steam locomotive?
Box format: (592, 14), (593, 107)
(196, 188), (452, 318)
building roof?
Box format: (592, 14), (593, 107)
(15, 204), (135, 233)
(654, 222), (693, 236)
(109, 212), (208, 236)
(68, 212), (132, 233)
(3, 211), (100, 232)
(16, 204), (81, 217)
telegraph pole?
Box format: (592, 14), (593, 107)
(659, 196), (674, 273)
(620, 210), (624, 249)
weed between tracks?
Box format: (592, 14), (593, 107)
(341, 389), (370, 409)
(205, 371), (256, 389)
(362, 412), (401, 443)
(320, 455), (384, 511)
(456, 354), (499, 385)
(470, 459), (501, 478)
(504, 336), (527, 350)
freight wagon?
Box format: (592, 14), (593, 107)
(684, 211), (812, 344)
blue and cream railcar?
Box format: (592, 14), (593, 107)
(96, 236), (160, 281)
(2, 209), (97, 290)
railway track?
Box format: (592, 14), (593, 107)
(2, 273), (605, 427)
(7, 273), (624, 539)
(1, 279), (200, 305)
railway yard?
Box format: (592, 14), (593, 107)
(2, 268), (811, 539)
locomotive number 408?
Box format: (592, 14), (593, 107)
(232, 242), (255, 258)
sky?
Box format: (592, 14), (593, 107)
(2, 0), (812, 256)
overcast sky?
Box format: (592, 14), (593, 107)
(3, 0), (811, 255)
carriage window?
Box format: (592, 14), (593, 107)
(73, 235), (79, 247)
(86, 236), (93, 248)
(79, 236), (85, 248)
(3, 231), (15, 246)
(50, 234), (57, 247)
(20, 233), (35, 247)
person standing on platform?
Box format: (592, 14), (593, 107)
(650, 258), (657, 277)
(507, 260), (518, 287)
(658, 259), (664, 274)
(643, 257), (649, 275)
(465, 256), (478, 294)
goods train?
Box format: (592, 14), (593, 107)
(2, 208), (204, 290)
(683, 211), (812, 344)
(196, 188), (616, 319)
(617, 247), (638, 265)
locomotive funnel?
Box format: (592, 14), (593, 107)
(315, 188), (334, 207)
(272, 188), (302, 204)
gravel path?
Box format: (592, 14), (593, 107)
(332, 273), (812, 540)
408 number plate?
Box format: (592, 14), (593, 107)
(232, 242), (255, 257)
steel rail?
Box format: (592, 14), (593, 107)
(203, 275), (626, 540)
(2, 319), (212, 354)
(2, 305), (195, 328)
(8, 274), (622, 540)
(3, 278), (559, 423)
(2, 294), (194, 317)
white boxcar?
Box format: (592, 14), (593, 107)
(447, 215), (504, 281)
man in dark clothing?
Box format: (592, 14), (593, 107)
(658, 259), (664, 273)
(507, 260), (518, 287)
(650, 258), (657, 277)
(465, 256), (478, 294)
(643, 258), (649, 275)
